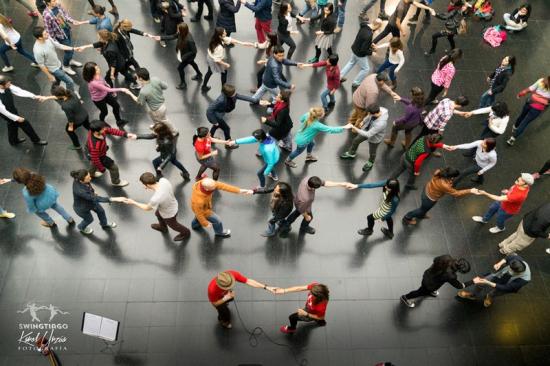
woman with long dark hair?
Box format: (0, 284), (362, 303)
(277, 2), (306, 60)
(401, 255), (471, 308)
(201, 27), (255, 92)
(139, 122), (191, 180)
(192, 127), (230, 180)
(279, 283), (329, 334)
(254, 181), (294, 237)
(463, 101), (509, 157)
(424, 0), (468, 55)
(12, 167), (74, 228)
(215, 0), (241, 37)
(425, 49), (462, 105)
(353, 179), (400, 239)
(174, 23), (202, 89)
(384, 87), (424, 149)
(82, 61), (133, 127)
(479, 56), (515, 108)
(70, 169), (122, 235)
(261, 89), (293, 151)
(307, 3), (336, 63)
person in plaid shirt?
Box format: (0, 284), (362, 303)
(42, 0), (87, 75)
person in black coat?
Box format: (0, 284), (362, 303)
(254, 181), (294, 236)
(191, 0), (214, 23)
(206, 84), (256, 145)
(216, 0), (241, 36)
(139, 122), (191, 180)
(424, 1), (468, 55)
(159, 0), (186, 45)
(172, 23), (202, 89)
(114, 19), (160, 73)
(479, 56), (515, 108)
(401, 255), (471, 308)
(260, 89), (293, 151)
(70, 169), (123, 235)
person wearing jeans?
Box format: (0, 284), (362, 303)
(361, 0), (388, 19)
(334, 0), (346, 31)
(507, 77), (550, 146)
(12, 167), (74, 228)
(0, 14), (38, 72)
(301, 54), (340, 111)
(446, 138), (498, 187)
(339, 19), (373, 87)
(472, 173), (533, 234)
(190, 177), (253, 238)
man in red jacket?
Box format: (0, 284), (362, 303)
(87, 120), (137, 187)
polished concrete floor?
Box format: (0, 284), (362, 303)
(0, 0), (550, 365)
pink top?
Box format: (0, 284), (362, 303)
(87, 78), (125, 102)
(431, 61), (456, 89)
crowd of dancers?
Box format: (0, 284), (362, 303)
(1, 0), (549, 344)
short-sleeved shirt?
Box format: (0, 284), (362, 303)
(501, 185), (529, 215)
(148, 178), (178, 218)
(389, 1), (411, 26)
(305, 283), (328, 317)
(207, 270), (248, 303)
(194, 137), (212, 157)
(294, 176), (324, 213)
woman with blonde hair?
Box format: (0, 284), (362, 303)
(0, 14), (38, 72)
(285, 107), (351, 167)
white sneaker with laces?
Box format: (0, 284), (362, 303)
(62, 66), (76, 75)
(489, 226), (505, 234)
(69, 60), (82, 67)
(472, 216), (487, 224)
(2, 66), (14, 72)
(112, 180), (129, 187)
(546, 248), (550, 255)
(93, 171), (103, 178)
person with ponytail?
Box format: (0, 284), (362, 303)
(172, 23), (202, 89)
(402, 167), (480, 226)
(70, 169), (123, 235)
(12, 167), (74, 228)
(193, 127), (230, 181)
(401, 255), (471, 308)
(284, 107), (352, 168)
(351, 179), (400, 239)
(425, 49), (462, 105)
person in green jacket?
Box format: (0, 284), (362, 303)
(285, 106), (351, 168)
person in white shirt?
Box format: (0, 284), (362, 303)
(0, 14), (39, 72)
(462, 101), (509, 156)
(123, 172), (191, 242)
(0, 76), (48, 146)
(445, 138), (497, 186)
(374, 37), (405, 89)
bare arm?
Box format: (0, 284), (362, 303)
(480, 191), (508, 202)
(245, 278), (268, 289)
(125, 198), (153, 211)
(324, 180), (352, 188)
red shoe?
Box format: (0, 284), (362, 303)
(280, 326), (296, 334)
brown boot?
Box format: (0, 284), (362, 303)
(457, 290), (476, 300)
(403, 133), (412, 149)
(391, 79), (397, 90)
(384, 138), (394, 147)
(151, 223), (168, 233)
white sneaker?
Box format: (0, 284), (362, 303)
(489, 226), (505, 234)
(69, 60), (82, 67)
(0, 211), (15, 219)
(62, 66), (76, 75)
(30, 63), (40, 68)
(80, 227), (93, 235)
(268, 173), (279, 181)
(2, 66), (14, 72)
(546, 248), (550, 255)
(472, 216), (487, 224)
(102, 222), (117, 229)
(112, 180), (129, 187)
(93, 171), (103, 178)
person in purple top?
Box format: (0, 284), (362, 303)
(384, 87), (425, 149)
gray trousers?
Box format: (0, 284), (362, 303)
(348, 135), (380, 163)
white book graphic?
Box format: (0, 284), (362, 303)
(81, 312), (120, 342)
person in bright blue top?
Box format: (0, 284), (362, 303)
(351, 179), (400, 239)
(85, 5), (113, 32)
(285, 106), (352, 168)
(12, 167), (74, 228)
(232, 129), (281, 188)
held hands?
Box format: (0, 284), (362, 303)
(343, 123), (353, 130)
(464, 112), (473, 118)
(259, 100), (271, 106)
(0, 178), (11, 185)
(443, 145), (456, 151)
(297, 308), (308, 317)
(472, 276), (485, 285)
(297, 63), (305, 69)
(345, 183), (358, 190)
(429, 8), (436, 16)
(227, 140), (236, 147)
(470, 188), (482, 195)
(315, 31), (323, 36)
(110, 197), (127, 203)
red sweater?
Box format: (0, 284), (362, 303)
(311, 61), (341, 90)
(87, 128), (127, 171)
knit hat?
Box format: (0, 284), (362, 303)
(216, 272), (235, 290)
(521, 173), (534, 186)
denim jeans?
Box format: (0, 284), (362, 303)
(483, 201), (514, 230)
(278, 132), (293, 151)
(362, 0), (386, 13)
(257, 163), (277, 187)
(288, 141), (315, 160)
(35, 202), (73, 225)
(479, 90), (496, 108)
(281, 208), (312, 230)
(336, 0), (346, 27)
(251, 84), (280, 104)
(76, 205), (108, 231)
(52, 68), (75, 91)
(404, 189), (437, 220)
(320, 88), (335, 109)
(191, 212), (224, 235)
(57, 33), (74, 67)
(376, 59), (398, 81)
(340, 53), (370, 86)
(300, 2), (323, 17)
(0, 39), (36, 67)
(513, 103), (543, 138)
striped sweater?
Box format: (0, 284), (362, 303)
(87, 128), (127, 172)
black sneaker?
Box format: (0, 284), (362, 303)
(201, 85), (211, 92)
(301, 226), (315, 234)
(381, 227), (394, 239)
(116, 119), (129, 127)
(215, 229), (231, 238)
(191, 74), (203, 81)
(358, 228), (373, 236)
(181, 172), (190, 181)
(401, 295), (415, 308)
(176, 82), (187, 90)
(378, 12), (389, 20)
(190, 17), (200, 22)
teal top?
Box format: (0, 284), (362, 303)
(235, 136), (280, 175)
(294, 113), (344, 146)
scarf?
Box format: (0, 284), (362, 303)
(489, 66), (509, 89)
(271, 101), (287, 120)
(199, 183), (214, 195)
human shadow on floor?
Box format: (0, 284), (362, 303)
(350, 236), (388, 268)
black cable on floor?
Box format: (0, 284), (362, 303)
(232, 300), (308, 366)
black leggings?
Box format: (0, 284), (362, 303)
(203, 67), (227, 88)
(288, 312), (326, 330)
(210, 118), (231, 140)
(430, 30), (456, 53)
(314, 46), (333, 60)
(93, 94), (122, 123)
(367, 214), (394, 233)
(538, 159), (550, 174)
(425, 82), (445, 105)
(65, 117), (90, 148)
(196, 160), (220, 180)
(404, 284), (433, 300)
(277, 32), (296, 59)
(177, 59), (201, 83)
(195, 0), (213, 18)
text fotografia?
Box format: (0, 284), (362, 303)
(16, 304), (70, 352)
